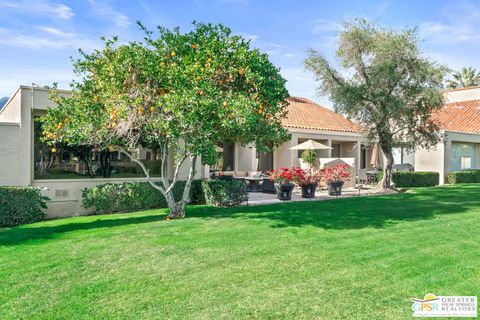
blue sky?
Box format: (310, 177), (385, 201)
(1, 0), (480, 107)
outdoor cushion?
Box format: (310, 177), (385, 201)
(248, 171), (261, 177)
(235, 171), (247, 177)
(221, 171), (235, 176)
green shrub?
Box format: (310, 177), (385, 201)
(82, 180), (205, 214)
(0, 187), (48, 227)
(377, 171), (439, 187)
(202, 179), (248, 207)
(447, 170), (480, 184)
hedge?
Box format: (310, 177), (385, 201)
(202, 179), (248, 207)
(447, 170), (480, 184)
(82, 180), (205, 214)
(377, 171), (439, 187)
(0, 187), (48, 227)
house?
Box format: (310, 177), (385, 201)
(412, 86), (480, 184)
(0, 86), (382, 217)
(211, 97), (382, 178)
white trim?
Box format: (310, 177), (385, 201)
(0, 122), (20, 126)
(33, 177), (165, 183)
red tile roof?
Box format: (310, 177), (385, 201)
(433, 99), (480, 134)
(282, 97), (363, 133)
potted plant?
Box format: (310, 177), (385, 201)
(298, 169), (322, 198)
(269, 167), (298, 200)
(321, 163), (352, 196)
(300, 149), (318, 169)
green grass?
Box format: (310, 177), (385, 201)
(1, 185), (479, 319)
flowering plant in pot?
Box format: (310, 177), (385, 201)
(321, 163), (351, 196)
(269, 167), (303, 200)
(298, 169), (322, 198)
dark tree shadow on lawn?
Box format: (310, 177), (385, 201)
(1, 185), (478, 246)
(0, 213), (165, 246)
(187, 184), (480, 230)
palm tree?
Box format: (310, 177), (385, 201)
(446, 67), (480, 89)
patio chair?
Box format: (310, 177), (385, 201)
(358, 169), (368, 184)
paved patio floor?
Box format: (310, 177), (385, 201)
(245, 186), (394, 206)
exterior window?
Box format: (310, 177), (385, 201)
(451, 142), (477, 172)
(33, 118), (162, 179)
(331, 144), (341, 158)
(461, 157), (472, 170)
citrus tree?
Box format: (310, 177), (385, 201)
(41, 22), (290, 218)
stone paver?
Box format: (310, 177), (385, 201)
(244, 187), (394, 206)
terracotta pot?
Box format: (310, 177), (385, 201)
(274, 182), (294, 200)
(301, 182), (317, 198)
(328, 180), (344, 196)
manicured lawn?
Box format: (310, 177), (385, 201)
(1, 185), (479, 319)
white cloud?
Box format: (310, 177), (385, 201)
(310, 19), (339, 35)
(35, 26), (75, 38)
(0, 1), (74, 19)
(284, 53), (296, 58)
(241, 33), (259, 42)
(0, 28), (100, 50)
(0, 67), (75, 97)
(280, 67), (331, 107)
(87, 0), (131, 28)
(419, 2), (480, 44)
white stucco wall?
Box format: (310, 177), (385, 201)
(0, 123), (20, 185)
(414, 142), (445, 184)
(235, 144), (256, 171)
(446, 86), (480, 103)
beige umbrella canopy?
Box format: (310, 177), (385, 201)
(290, 139), (332, 150)
(370, 143), (381, 168)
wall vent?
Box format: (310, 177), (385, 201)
(54, 189), (69, 199)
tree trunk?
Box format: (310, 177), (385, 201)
(166, 201), (186, 219)
(166, 155), (197, 219)
(381, 146), (394, 189)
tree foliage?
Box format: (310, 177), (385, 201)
(41, 21), (290, 217)
(446, 66), (480, 89)
(305, 19), (447, 188)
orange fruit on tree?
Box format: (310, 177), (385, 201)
(192, 43), (199, 49)
(51, 147), (57, 153)
(149, 106), (155, 112)
(171, 51), (177, 57)
(223, 101), (228, 107)
(195, 76), (201, 81)
(238, 67), (245, 75)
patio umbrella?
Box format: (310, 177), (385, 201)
(370, 143), (381, 168)
(290, 139), (332, 172)
(289, 139), (332, 150)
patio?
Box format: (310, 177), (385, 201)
(244, 186), (394, 206)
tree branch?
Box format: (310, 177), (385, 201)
(115, 146), (166, 194)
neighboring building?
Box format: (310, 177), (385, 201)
(414, 86), (480, 184)
(0, 86), (382, 217)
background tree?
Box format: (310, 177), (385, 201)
(446, 66), (480, 89)
(305, 19), (447, 188)
(42, 22), (290, 218)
